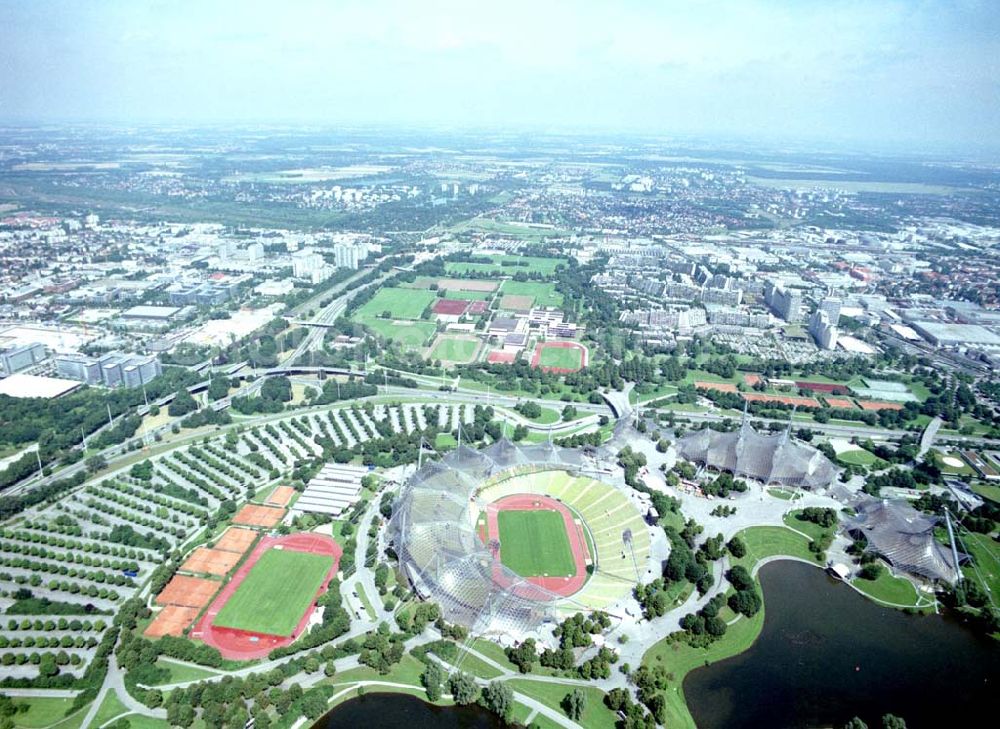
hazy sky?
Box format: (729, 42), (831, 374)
(1, 0), (998, 150)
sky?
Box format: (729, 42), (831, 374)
(1, 0), (998, 151)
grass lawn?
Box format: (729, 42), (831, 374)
(112, 716), (169, 729)
(150, 656), (220, 685)
(11, 698), (83, 729)
(92, 691), (130, 727)
(521, 405), (561, 425)
(358, 318), (436, 347)
(429, 336), (479, 363)
(499, 280), (564, 307)
(971, 482), (1000, 503)
(498, 509), (576, 577)
(355, 583), (377, 621)
(354, 288), (436, 320)
(851, 570), (926, 608)
(507, 681), (616, 729)
(737, 525), (815, 564)
(444, 289), (492, 301)
(957, 527), (1000, 600)
(836, 448), (879, 466)
(446, 255), (568, 276)
(782, 510), (836, 543)
(213, 549), (333, 636)
(538, 345), (583, 371)
(435, 432), (457, 449)
(930, 449), (975, 476)
(767, 487), (797, 501)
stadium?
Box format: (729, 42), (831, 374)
(388, 439), (653, 639)
(676, 416), (838, 490)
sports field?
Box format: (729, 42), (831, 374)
(498, 509), (576, 577)
(354, 287), (436, 320)
(430, 335), (479, 363)
(445, 255), (567, 276)
(212, 549), (333, 636)
(539, 345), (583, 370)
(361, 318), (436, 347)
(500, 280), (563, 307)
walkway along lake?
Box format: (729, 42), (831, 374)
(684, 560), (999, 728)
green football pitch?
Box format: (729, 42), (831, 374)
(498, 509), (576, 577)
(430, 336), (479, 362)
(354, 287), (436, 320)
(212, 549), (333, 636)
(538, 346), (583, 370)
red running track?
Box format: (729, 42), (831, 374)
(485, 493), (589, 598)
(191, 532), (342, 661)
(529, 341), (589, 374)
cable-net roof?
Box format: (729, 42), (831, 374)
(846, 499), (958, 583)
(676, 420), (838, 489)
(388, 439), (588, 636)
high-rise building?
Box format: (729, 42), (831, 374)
(809, 310), (839, 350)
(0, 342), (46, 375)
(55, 351), (162, 388)
(764, 282), (802, 322)
(819, 298), (843, 326)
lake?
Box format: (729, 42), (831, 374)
(314, 692), (503, 729)
(684, 560), (999, 728)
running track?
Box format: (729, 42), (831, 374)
(485, 493), (588, 598)
(191, 532), (342, 661)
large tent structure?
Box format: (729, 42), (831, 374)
(387, 439), (591, 637)
(676, 415), (838, 489)
(845, 499), (959, 583)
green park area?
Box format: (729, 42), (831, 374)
(835, 447), (880, 467)
(429, 335), (480, 363)
(213, 549), (333, 636)
(8, 697), (85, 729)
(498, 509), (576, 577)
(445, 254), (568, 276)
(537, 345), (584, 371)
(499, 280), (563, 307)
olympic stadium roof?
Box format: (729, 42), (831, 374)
(387, 439), (591, 637)
(676, 417), (838, 489)
(845, 499), (958, 583)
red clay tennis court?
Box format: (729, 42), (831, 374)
(180, 547), (242, 576)
(858, 400), (904, 411)
(487, 350), (517, 365)
(155, 575), (220, 609)
(264, 486), (296, 507)
(695, 381), (738, 393)
(233, 504), (286, 528)
(144, 605), (200, 638)
(825, 397), (858, 409)
(214, 527), (258, 554)
(743, 392), (821, 408)
(191, 532), (342, 661)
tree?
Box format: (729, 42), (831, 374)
(481, 681), (514, 723)
(168, 388), (197, 417)
(844, 719), (868, 729)
(729, 588), (761, 617)
(882, 715), (907, 729)
(85, 455), (107, 474)
(727, 536), (747, 558)
(562, 689), (587, 720)
(448, 672), (479, 705)
(562, 404), (578, 421)
(421, 662), (443, 701)
(505, 638), (538, 673)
